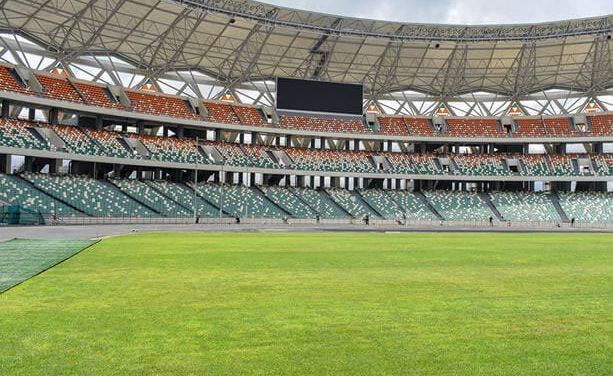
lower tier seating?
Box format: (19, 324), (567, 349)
(489, 192), (560, 222)
(259, 185), (316, 218)
(22, 173), (156, 217)
(0, 173), (78, 216)
(111, 178), (192, 217)
(0, 118), (49, 150)
(424, 190), (494, 221)
(358, 189), (405, 219)
(191, 183), (286, 218)
(145, 180), (220, 218)
(558, 192), (613, 223)
(289, 187), (350, 219)
(453, 154), (511, 176)
(133, 134), (209, 165)
(388, 191), (438, 220)
(326, 188), (381, 219)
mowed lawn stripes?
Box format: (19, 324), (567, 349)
(0, 239), (96, 293)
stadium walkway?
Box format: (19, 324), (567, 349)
(1, 223), (612, 241)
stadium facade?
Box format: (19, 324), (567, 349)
(0, 0), (612, 226)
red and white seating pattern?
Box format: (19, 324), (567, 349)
(73, 81), (123, 110)
(404, 117), (437, 136)
(35, 74), (83, 103)
(233, 105), (268, 126)
(446, 118), (505, 138)
(513, 118), (547, 137)
(587, 114), (613, 136)
(378, 116), (409, 136)
(204, 102), (241, 124)
(0, 65), (30, 94)
(279, 115), (370, 134)
(543, 117), (579, 137)
(126, 91), (198, 120)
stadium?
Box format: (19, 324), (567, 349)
(0, 0), (612, 374)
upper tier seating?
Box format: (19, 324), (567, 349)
(513, 118), (547, 137)
(132, 134), (209, 165)
(83, 129), (132, 159)
(73, 81), (123, 110)
(388, 191), (438, 220)
(587, 114), (613, 136)
(145, 180), (220, 218)
(489, 192), (560, 222)
(0, 118), (48, 150)
(111, 178), (192, 217)
(233, 105), (268, 126)
(549, 154), (579, 176)
(35, 74), (83, 103)
(289, 187), (350, 219)
(453, 154), (511, 176)
(378, 117), (409, 136)
(558, 192), (613, 223)
(126, 91), (198, 119)
(259, 185), (316, 218)
(192, 183), (286, 218)
(424, 190), (494, 221)
(543, 117), (579, 137)
(359, 189), (405, 219)
(0, 65), (30, 94)
(284, 147), (377, 173)
(326, 188), (381, 219)
(279, 114), (370, 134)
(22, 173), (156, 217)
(204, 102), (241, 124)
(405, 117), (437, 136)
(446, 118), (505, 138)
(0, 173), (78, 216)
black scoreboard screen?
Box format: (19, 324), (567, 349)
(276, 78), (363, 115)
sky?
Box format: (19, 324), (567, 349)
(263, 0), (613, 25)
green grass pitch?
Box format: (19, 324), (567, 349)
(0, 233), (611, 375)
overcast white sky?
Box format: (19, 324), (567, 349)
(263, 0), (613, 25)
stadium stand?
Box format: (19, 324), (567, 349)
(489, 192), (561, 222)
(207, 141), (251, 166)
(241, 144), (280, 169)
(0, 118), (48, 150)
(72, 81), (123, 109)
(587, 114), (613, 136)
(404, 117), (437, 136)
(593, 154), (613, 176)
(325, 188), (380, 219)
(453, 154), (511, 176)
(110, 178), (192, 217)
(358, 189), (405, 219)
(233, 105), (268, 126)
(388, 190), (439, 221)
(378, 116), (409, 136)
(549, 154), (579, 176)
(446, 118), (505, 138)
(558, 192), (613, 223)
(35, 74), (83, 103)
(279, 113), (370, 134)
(289, 187), (350, 219)
(203, 102), (241, 124)
(520, 154), (552, 176)
(191, 182), (286, 218)
(0, 65), (30, 94)
(284, 147), (377, 173)
(131, 134), (209, 164)
(259, 185), (317, 218)
(126, 90), (198, 119)
(83, 129), (133, 159)
(39, 123), (106, 156)
(513, 118), (547, 137)
(543, 117), (578, 137)
(0, 173), (78, 216)
(22, 173), (156, 217)
(424, 190), (494, 221)
(145, 180), (220, 218)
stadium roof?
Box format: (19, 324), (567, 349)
(1, 0), (612, 97)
